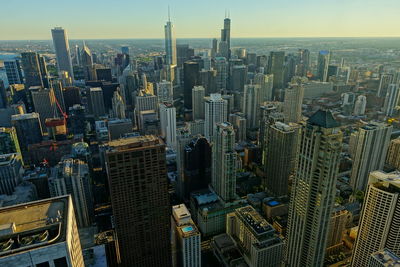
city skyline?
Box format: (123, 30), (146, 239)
(2, 0), (400, 40)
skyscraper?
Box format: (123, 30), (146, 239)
(88, 87), (106, 118)
(21, 52), (44, 89)
(351, 171), (400, 267)
(283, 84), (304, 123)
(377, 74), (393, 98)
(285, 110), (342, 267)
(164, 14), (177, 66)
(80, 43), (93, 80)
(192, 86), (205, 120)
(0, 195), (84, 267)
(242, 84), (260, 129)
(183, 61), (200, 109)
(159, 102), (177, 149)
(317, 50), (331, 82)
(267, 51), (285, 92)
(0, 153), (23, 195)
(353, 95), (367, 116)
(157, 80), (173, 103)
(350, 121), (392, 191)
(296, 49), (310, 77)
(171, 204), (201, 267)
(220, 17), (231, 58)
(205, 93), (228, 140)
(254, 73), (274, 103)
(49, 158), (92, 228)
(0, 127), (21, 156)
(263, 121), (299, 196)
(31, 87), (56, 131)
(386, 137), (400, 170)
(383, 84), (400, 117)
(183, 136), (212, 199)
(211, 122), (238, 201)
(215, 57), (228, 91)
(105, 136), (171, 267)
(11, 113), (43, 152)
(51, 27), (74, 80)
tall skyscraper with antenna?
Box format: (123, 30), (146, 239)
(51, 27), (74, 80)
(164, 8), (177, 66)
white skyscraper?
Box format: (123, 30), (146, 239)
(353, 95), (367, 116)
(205, 93), (227, 140)
(171, 204), (201, 267)
(192, 86), (205, 120)
(157, 80), (173, 103)
(285, 110), (342, 267)
(159, 102), (177, 150)
(211, 122), (237, 201)
(383, 84), (400, 117)
(351, 171), (400, 267)
(350, 121), (392, 191)
(242, 84), (260, 129)
(164, 14), (177, 66)
(51, 27), (74, 80)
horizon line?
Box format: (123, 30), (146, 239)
(1, 36), (400, 42)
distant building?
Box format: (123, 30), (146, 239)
(267, 51), (285, 92)
(353, 95), (367, 116)
(317, 50), (331, 82)
(0, 195), (84, 267)
(184, 61), (200, 109)
(243, 84), (260, 129)
(192, 86), (205, 120)
(386, 137), (400, 170)
(88, 87), (106, 118)
(368, 249), (400, 267)
(51, 27), (74, 80)
(0, 153), (23, 195)
(204, 94), (227, 140)
(283, 84), (304, 123)
(11, 113), (43, 152)
(159, 103), (177, 149)
(383, 84), (400, 116)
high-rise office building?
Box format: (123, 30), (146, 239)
(157, 80), (173, 103)
(183, 136), (212, 199)
(229, 65), (247, 92)
(350, 121), (392, 191)
(226, 205), (284, 267)
(88, 87), (106, 118)
(80, 43), (94, 80)
(205, 93), (228, 140)
(0, 127), (21, 156)
(296, 49), (310, 77)
(353, 95), (367, 116)
(159, 102), (177, 149)
(192, 86), (205, 120)
(31, 87), (56, 131)
(283, 84), (304, 123)
(267, 51), (285, 92)
(21, 52), (44, 89)
(254, 73), (273, 102)
(200, 69), (217, 95)
(105, 136), (171, 267)
(0, 153), (23, 195)
(171, 204), (201, 267)
(242, 84), (260, 129)
(326, 208), (350, 255)
(285, 110), (342, 267)
(386, 137), (400, 170)
(211, 38), (218, 58)
(49, 158), (92, 228)
(51, 27), (74, 80)
(111, 90), (126, 119)
(164, 16), (177, 66)
(211, 122), (238, 201)
(377, 74), (393, 98)
(263, 121), (299, 196)
(1, 55), (23, 85)
(11, 113), (43, 152)
(215, 57), (228, 91)
(220, 17), (231, 58)
(351, 171), (400, 267)
(383, 84), (400, 116)
(317, 50), (331, 82)
(184, 61), (200, 109)
(0, 195), (85, 267)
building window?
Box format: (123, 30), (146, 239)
(36, 262), (50, 267)
(54, 257), (68, 267)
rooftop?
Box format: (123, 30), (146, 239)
(0, 196), (70, 256)
(107, 135), (163, 153)
(371, 249), (400, 266)
(11, 113), (39, 121)
(236, 206), (274, 237)
(308, 109), (340, 128)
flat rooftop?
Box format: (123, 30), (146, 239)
(106, 135), (163, 153)
(371, 249), (400, 266)
(236, 206), (273, 236)
(0, 196), (70, 256)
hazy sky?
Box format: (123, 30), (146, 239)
(1, 0), (400, 40)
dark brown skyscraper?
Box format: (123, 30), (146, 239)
(105, 135), (171, 267)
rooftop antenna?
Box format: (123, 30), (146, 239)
(228, 10), (230, 19)
(168, 6), (171, 22)
(225, 9), (227, 18)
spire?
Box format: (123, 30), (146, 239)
(168, 6), (171, 22)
